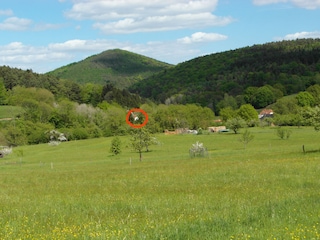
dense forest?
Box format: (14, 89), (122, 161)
(129, 39), (320, 111)
(0, 66), (141, 107)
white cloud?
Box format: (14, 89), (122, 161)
(33, 23), (65, 31)
(0, 39), (133, 72)
(253, 0), (286, 5)
(66, 0), (219, 20)
(93, 13), (233, 34)
(48, 39), (123, 52)
(0, 37), (219, 73)
(278, 31), (320, 40)
(0, 12), (62, 31)
(65, 0), (234, 34)
(178, 32), (228, 44)
(253, 0), (320, 9)
(0, 42), (71, 72)
(0, 9), (13, 16)
(0, 17), (32, 31)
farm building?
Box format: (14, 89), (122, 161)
(259, 109), (274, 119)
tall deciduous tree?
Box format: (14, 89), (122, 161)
(296, 91), (315, 107)
(306, 84), (320, 105)
(302, 106), (320, 131)
(237, 104), (258, 122)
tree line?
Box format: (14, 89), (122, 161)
(0, 77), (215, 145)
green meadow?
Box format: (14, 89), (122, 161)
(1, 127), (320, 239)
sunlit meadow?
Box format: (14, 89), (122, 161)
(1, 127), (320, 239)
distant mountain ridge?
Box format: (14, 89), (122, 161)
(129, 38), (320, 109)
(47, 49), (173, 89)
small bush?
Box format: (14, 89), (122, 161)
(0, 146), (12, 156)
(276, 128), (292, 140)
(110, 136), (122, 156)
(189, 141), (208, 158)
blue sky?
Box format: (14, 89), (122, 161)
(1, 0), (320, 73)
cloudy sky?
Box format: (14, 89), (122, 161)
(1, 0), (320, 73)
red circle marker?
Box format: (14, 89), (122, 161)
(126, 108), (148, 128)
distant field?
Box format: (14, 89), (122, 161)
(1, 127), (320, 239)
(0, 105), (23, 119)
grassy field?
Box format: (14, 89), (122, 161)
(1, 127), (320, 239)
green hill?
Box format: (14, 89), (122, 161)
(47, 49), (173, 89)
(129, 39), (320, 109)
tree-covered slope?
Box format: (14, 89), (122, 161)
(129, 39), (320, 109)
(47, 49), (173, 89)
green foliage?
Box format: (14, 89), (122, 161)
(237, 104), (258, 123)
(80, 83), (103, 106)
(131, 39), (320, 110)
(2, 120), (28, 145)
(302, 106), (320, 131)
(8, 86), (55, 106)
(239, 129), (254, 149)
(101, 84), (141, 108)
(306, 84), (320, 105)
(153, 104), (214, 131)
(244, 85), (281, 108)
(130, 128), (153, 161)
(69, 127), (90, 140)
(271, 95), (299, 115)
(219, 107), (237, 122)
(110, 136), (122, 155)
(47, 49), (172, 88)
(276, 127), (292, 140)
(273, 114), (298, 126)
(226, 117), (246, 134)
(0, 105), (23, 119)
(0, 66), (60, 93)
(296, 91), (315, 107)
(0, 77), (8, 105)
(216, 93), (238, 112)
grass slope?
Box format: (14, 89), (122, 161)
(47, 49), (173, 89)
(1, 127), (320, 239)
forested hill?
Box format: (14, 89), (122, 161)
(47, 49), (173, 89)
(129, 39), (320, 109)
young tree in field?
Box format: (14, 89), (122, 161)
(110, 136), (121, 155)
(239, 129), (254, 149)
(130, 128), (152, 161)
(276, 127), (292, 140)
(226, 117), (246, 134)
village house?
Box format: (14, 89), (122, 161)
(259, 109), (274, 120)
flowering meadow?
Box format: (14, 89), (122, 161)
(1, 127), (320, 239)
